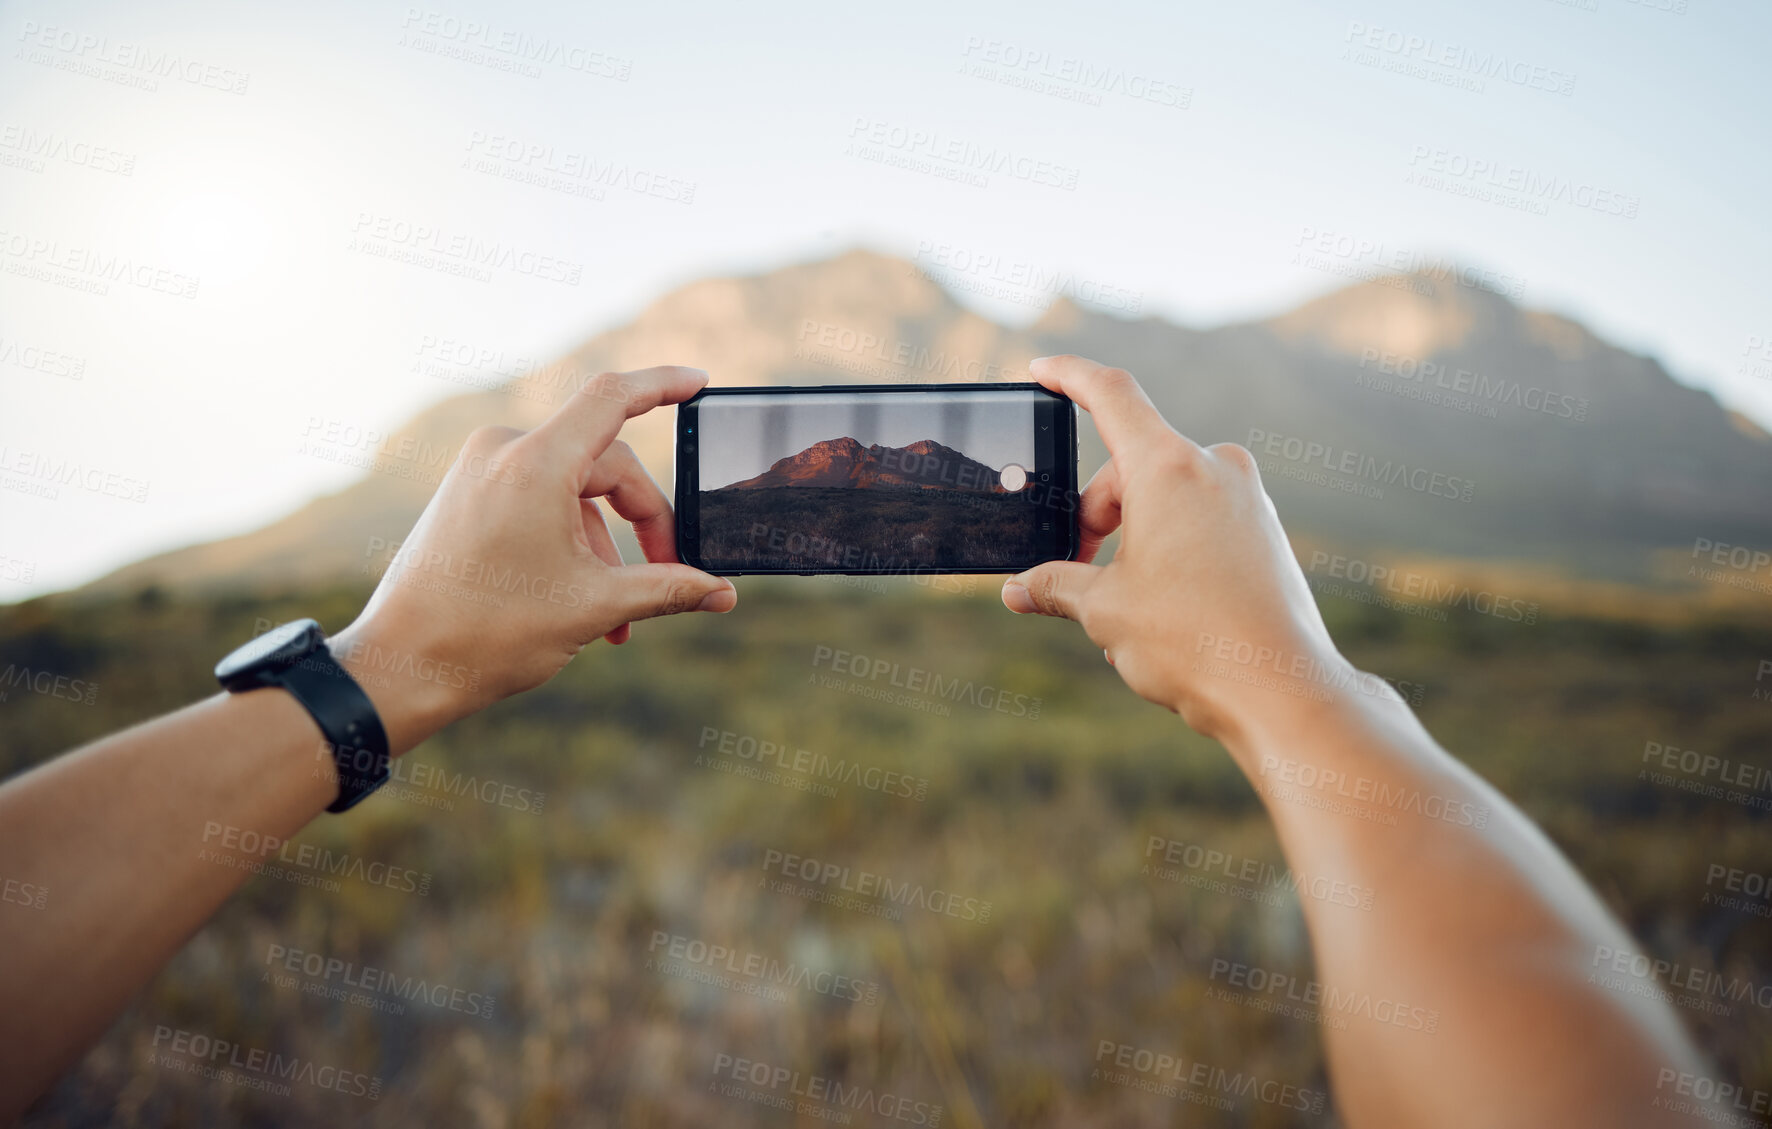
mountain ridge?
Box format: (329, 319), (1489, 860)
(62, 248), (1772, 600)
(719, 437), (1005, 492)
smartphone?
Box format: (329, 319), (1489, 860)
(675, 383), (1078, 576)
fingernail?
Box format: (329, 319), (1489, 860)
(1001, 580), (1034, 614)
(697, 586), (737, 613)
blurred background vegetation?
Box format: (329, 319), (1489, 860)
(4, 574), (1768, 1127)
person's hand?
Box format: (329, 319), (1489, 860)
(1001, 355), (1367, 743)
(329, 365), (735, 753)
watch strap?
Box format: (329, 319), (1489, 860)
(275, 647), (391, 813)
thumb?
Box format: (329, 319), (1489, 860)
(603, 563), (737, 624)
(1002, 562), (1099, 621)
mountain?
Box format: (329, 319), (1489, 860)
(70, 248), (1772, 599)
(720, 438), (1004, 491)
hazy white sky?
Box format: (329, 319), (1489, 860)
(2, 0), (1768, 601)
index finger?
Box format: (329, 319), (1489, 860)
(535, 365), (707, 488)
(1028, 355), (1177, 460)
(583, 440), (681, 565)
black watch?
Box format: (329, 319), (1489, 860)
(215, 619), (390, 813)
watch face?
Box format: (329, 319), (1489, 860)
(215, 619), (322, 682)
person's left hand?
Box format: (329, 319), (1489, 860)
(330, 365), (735, 753)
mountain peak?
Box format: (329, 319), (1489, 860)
(721, 438), (1002, 491)
(634, 248), (956, 332)
(900, 439), (955, 455)
(1266, 268), (1520, 360)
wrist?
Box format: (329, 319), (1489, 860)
(1189, 649), (1398, 770)
(325, 622), (465, 756)
(1216, 662), (1433, 788)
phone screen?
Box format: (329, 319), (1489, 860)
(679, 386), (1075, 574)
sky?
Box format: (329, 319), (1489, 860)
(698, 391), (1037, 489)
(1, 0), (1768, 601)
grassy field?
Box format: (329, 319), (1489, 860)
(2, 576), (1769, 1127)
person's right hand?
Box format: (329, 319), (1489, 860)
(1001, 355), (1369, 743)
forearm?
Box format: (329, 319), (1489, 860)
(1220, 682), (1712, 1127)
(0, 688), (337, 1119)
(0, 619), (454, 1119)
(1000, 357), (1728, 1124)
